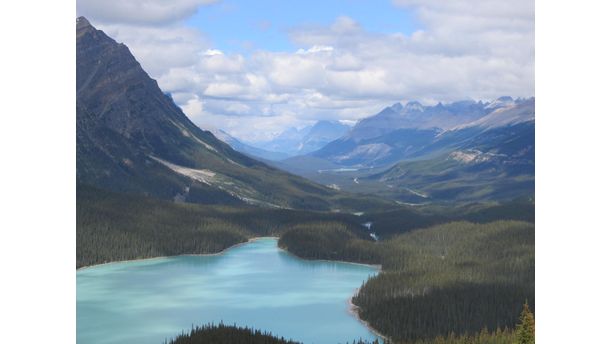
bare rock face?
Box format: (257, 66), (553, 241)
(77, 16), (232, 199)
(77, 16), (223, 159)
(305, 97), (534, 168)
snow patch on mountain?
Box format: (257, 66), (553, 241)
(449, 149), (507, 164)
(485, 96), (515, 110)
(454, 97), (535, 130)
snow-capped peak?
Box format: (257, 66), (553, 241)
(485, 96), (515, 110)
(404, 101), (424, 112)
(390, 102), (404, 112)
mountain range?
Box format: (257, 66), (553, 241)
(198, 120), (351, 162)
(75, 15), (535, 344)
(76, 16), (533, 206)
(312, 97), (533, 167)
(274, 97), (535, 202)
(76, 17), (388, 212)
(205, 127), (291, 161)
(244, 120), (351, 159)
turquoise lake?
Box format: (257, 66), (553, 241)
(77, 238), (380, 344)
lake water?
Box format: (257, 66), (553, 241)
(77, 238), (380, 344)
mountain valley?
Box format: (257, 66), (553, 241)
(75, 15), (535, 344)
(77, 17), (391, 212)
(274, 98), (534, 203)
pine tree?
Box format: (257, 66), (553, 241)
(515, 302), (535, 344)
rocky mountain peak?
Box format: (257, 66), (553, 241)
(390, 102), (404, 112)
(76, 19), (361, 210)
(404, 101), (424, 112)
(76, 16), (95, 36)
(485, 96), (516, 110)
(76, 16), (91, 27)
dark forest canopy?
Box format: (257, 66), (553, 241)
(77, 184), (533, 268)
(164, 307), (536, 344)
(78, 185), (534, 343)
(165, 323), (383, 344)
(75, 17), (536, 344)
(77, 184), (366, 268)
(280, 221), (534, 342)
(165, 323), (301, 344)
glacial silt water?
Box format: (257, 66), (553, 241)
(77, 238), (380, 344)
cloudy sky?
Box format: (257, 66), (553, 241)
(77, 0), (534, 142)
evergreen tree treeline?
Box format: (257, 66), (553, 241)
(78, 185), (535, 343)
(166, 323), (301, 344)
(279, 221), (534, 343)
(77, 185), (532, 269)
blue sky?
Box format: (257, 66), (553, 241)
(186, 0), (420, 53)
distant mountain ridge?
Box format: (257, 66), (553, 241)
(273, 97), (534, 202)
(301, 97), (535, 168)
(365, 120), (535, 202)
(302, 120), (353, 151)
(348, 99), (486, 142)
(248, 120), (351, 159)
(207, 127), (291, 161)
(76, 17), (388, 211)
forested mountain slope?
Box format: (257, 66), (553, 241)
(77, 184), (533, 268)
(279, 220), (534, 342)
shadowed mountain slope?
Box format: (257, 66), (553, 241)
(76, 17), (389, 211)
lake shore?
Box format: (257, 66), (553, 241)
(76, 236), (279, 271)
(275, 246), (386, 340)
(77, 236), (385, 271)
(347, 287), (389, 342)
(78, 235), (381, 343)
(277, 246), (383, 270)
(77, 236), (387, 339)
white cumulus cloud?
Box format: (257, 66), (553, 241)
(77, 0), (218, 26)
(77, 0), (534, 143)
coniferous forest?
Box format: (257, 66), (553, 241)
(77, 184), (533, 268)
(72, 11), (541, 344)
(77, 184), (361, 268)
(78, 184), (534, 343)
(354, 221), (534, 341)
(280, 220), (534, 342)
(166, 323), (389, 344)
(166, 323), (301, 344)
(165, 303), (535, 344)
